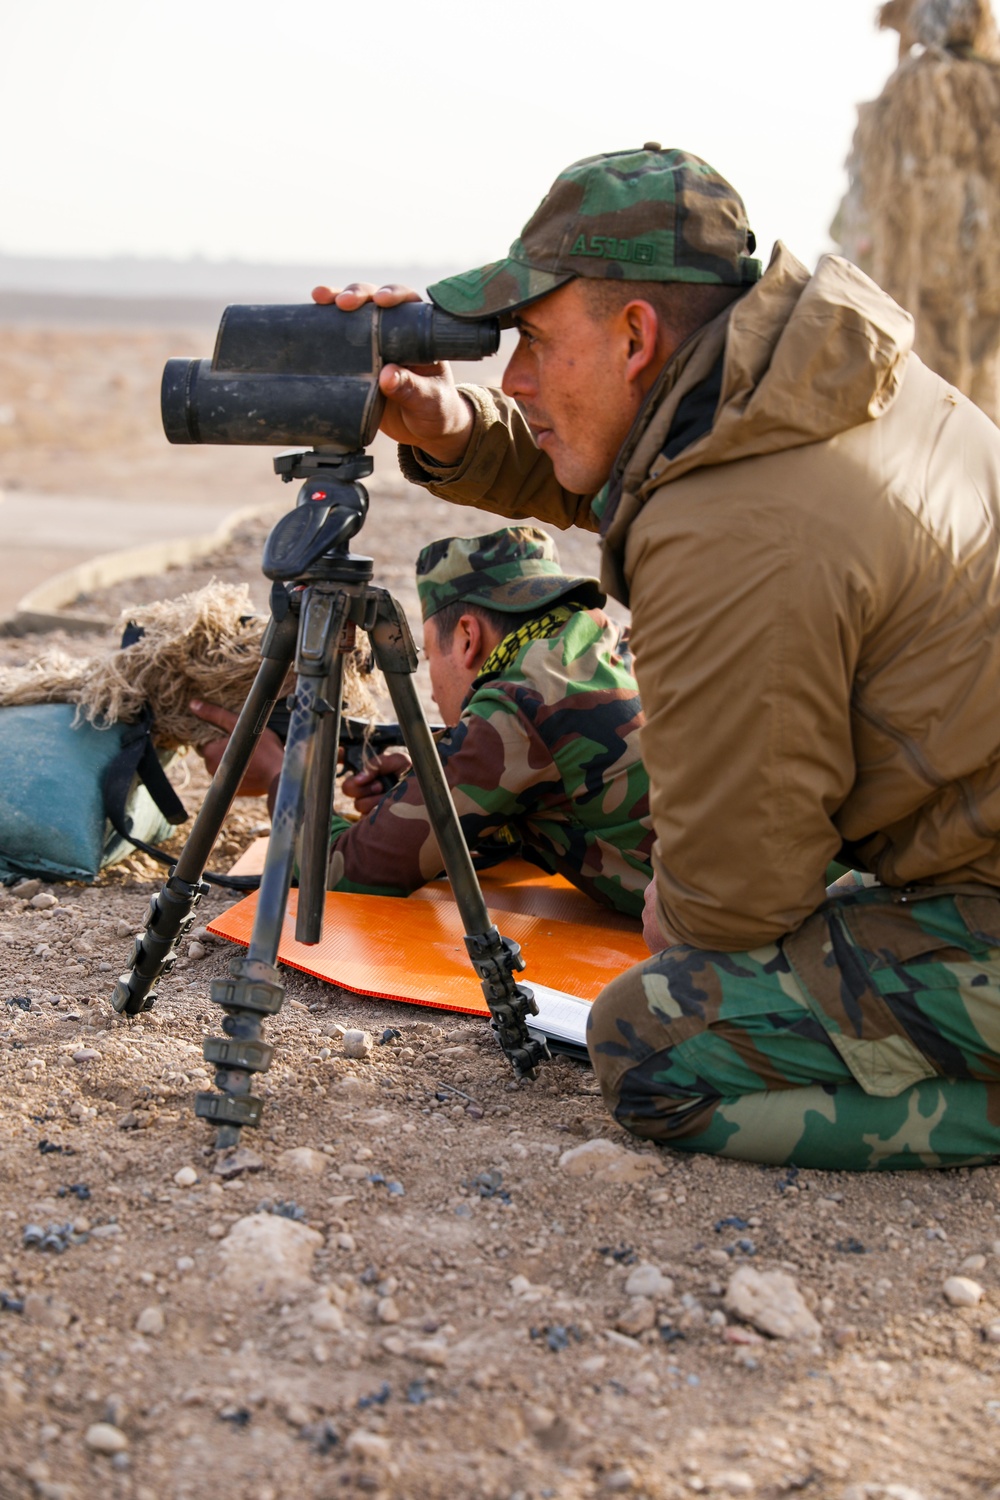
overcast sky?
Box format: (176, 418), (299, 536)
(0, 0), (900, 276)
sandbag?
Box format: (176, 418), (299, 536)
(0, 703), (174, 884)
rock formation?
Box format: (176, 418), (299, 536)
(833, 0), (1000, 420)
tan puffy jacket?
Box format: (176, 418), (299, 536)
(401, 245), (1000, 950)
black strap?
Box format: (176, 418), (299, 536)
(103, 711), (188, 830)
(100, 709), (260, 892)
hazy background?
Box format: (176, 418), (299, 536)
(0, 0), (899, 295)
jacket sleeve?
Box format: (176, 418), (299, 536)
(327, 694), (560, 895)
(397, 385), (600, 534)
(627, 479), (860, 951)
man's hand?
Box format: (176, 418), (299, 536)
(643, 877), (679, 954)
(311, 282), (475, 465)
(189, 700), (284, 801)
(341, 750), (412, 817)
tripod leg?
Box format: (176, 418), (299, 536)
(369, 592), (549, 1078)
(110, 598), (300, 1017)
(297, 650), (344, 943)
(196, 585), (352, 1146)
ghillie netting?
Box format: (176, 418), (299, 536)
(0, 581), (382, 750)
(832, 0), (1000, 420)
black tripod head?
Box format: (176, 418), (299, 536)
(263, 448), (374, 583)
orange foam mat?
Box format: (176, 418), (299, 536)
(207, 855), (647, 1017)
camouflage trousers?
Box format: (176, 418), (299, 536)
(587, 886), (1000, 1170)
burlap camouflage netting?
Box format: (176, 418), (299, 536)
(0, 581), (381, 751)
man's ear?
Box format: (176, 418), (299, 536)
(621, 300), (664, 386)
(457, 613), (486, 670)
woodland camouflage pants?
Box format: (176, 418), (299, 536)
(588, 886), (1000, 1169)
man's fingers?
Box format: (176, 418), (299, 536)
(354, 793), (385, 816)
(190, 699), (238, 732)
(371, 284), (422, 307)
(311, 282), (421, 310)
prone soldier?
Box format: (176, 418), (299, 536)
(193, 525), (653, 918)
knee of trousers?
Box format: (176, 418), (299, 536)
(587, 962), (713, 1139)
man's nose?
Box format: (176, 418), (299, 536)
(501, 342), (534, 400)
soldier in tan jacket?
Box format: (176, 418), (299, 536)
(316, 146), (1000, 1168)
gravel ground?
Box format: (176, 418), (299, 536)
(0, 318), (999, 1500)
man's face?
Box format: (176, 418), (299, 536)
(501, 279), (649, 494)
(422, 615), (478, 727)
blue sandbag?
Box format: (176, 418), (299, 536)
(0, 703), (172, 884)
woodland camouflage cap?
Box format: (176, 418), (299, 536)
(427, 145), (761, 323)
(416, 526), (605, 621)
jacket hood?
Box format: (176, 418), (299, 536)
(596, 244), (915, 602)
(632, 243), (916, 499)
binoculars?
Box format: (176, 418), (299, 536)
(161, 301), (500, 452)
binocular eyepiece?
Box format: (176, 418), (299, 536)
(161, 301), (500, 452)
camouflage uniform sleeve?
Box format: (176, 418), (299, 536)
(397, 385), (600, 534)
(326, 698), (558, 896)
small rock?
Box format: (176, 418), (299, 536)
(277, 1147), (327, 1177)
(187, 941), (207, 960)
(345, 1429), (392, 1463)
(173, 1167), (198, 1188)
(35, 1482), (76, 1500)
(558, 1138), (657, 1184)
(13, 879), (42, 899)
(281, 1399), (312, 1428)
(709, 1472), (755, 1495)
(833, 1324), (859, 1347)
(982, 1320), (1000, 1343)
(30, 892), (58, 910)
(176, 1256), (195, 1274)
(616, 1297), (656, 1337)
(71, 1048), (99, 1064)
(377, 1296), (400, 1324)
(339, 1163), (371, 1181)
(943, 1275), (983, 1307)
(723, 1324), (763, 1345)
(218, 1212), (324, 1302)
(308, 1297), (345, 1333)
(624, 1262), (674, 1300)
(22, 1293), (71, 1329)
(342, 1029), (373, 1060)
(135, 1304), (165, 1337)
(960, 1253), (987, 1274)
(602, 1468), (636, 1494)
(213, 1148), (263, 1180)
(336, 1232), (356, 1251)
(84, 1423), (128, 1455)
(115, 919), (134, 938)
(724, 1266), (822, 1341)
(405, 1338), (449, 1366)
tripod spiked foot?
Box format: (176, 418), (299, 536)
(464, 928), (550, 1078)
(195, 956), (285, 1146)
(111, 874), (209, 1016)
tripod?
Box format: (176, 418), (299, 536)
(111, 448), (549, 1149)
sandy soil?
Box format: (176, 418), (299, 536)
(0, 316), (999, 1500)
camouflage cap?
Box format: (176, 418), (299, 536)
(415, 526), (605, 622)
(427, 145), (761, 324)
